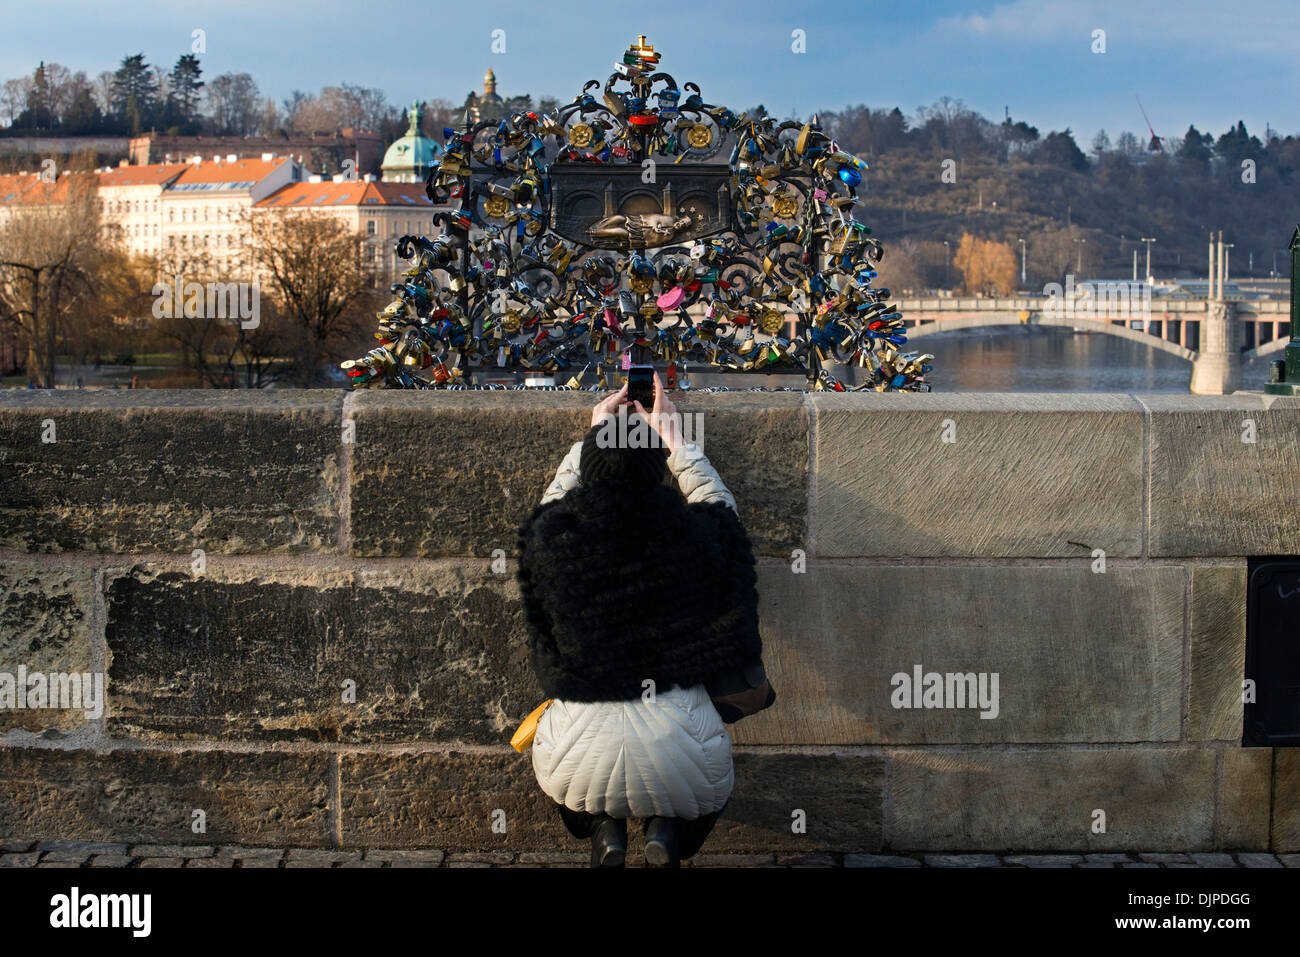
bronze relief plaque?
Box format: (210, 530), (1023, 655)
(546, 163), (736, 250)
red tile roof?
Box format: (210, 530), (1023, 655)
(255, 181), (435, 208)
(172, 157), (292, 187)
(0, 172), (78, 205)
(97, 163), (188, 188)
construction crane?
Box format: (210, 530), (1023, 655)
(1136, 95), (1164, 152)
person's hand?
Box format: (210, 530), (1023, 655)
(632, 372), (684, 453)
(591, 382), (628, 427)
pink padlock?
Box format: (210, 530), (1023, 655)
(603, 307), (620, 333)
(656, 286), (686, 310)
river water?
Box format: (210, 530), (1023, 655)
(900, 326), (1274, 394)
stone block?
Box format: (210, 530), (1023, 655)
(0, 563), (97, 733)
(104, 562), (539, 744)
(1273, 748), (1300, 852)
(888, 749), (1216, 851)
(347, 391), (807, 558)
(1220, 748), (1271, 850)
(340, 749), (883, 853)
(812, 393), (1143, 558)
(732, 564), (1183, 745)
(1145, 395), (1300, 555)
(0, 390), (342, 553)
(0, 748), (329, 846)
(1188, 565), (1246, 741)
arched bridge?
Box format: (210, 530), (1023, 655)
(897, 295), (1290, 393)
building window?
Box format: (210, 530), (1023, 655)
(367, 220), (375, 235)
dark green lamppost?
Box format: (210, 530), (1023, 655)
(1266, 225), (1300, 395)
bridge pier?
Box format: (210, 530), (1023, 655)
(1189, 301), (1242, 394)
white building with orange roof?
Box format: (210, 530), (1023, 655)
(162, 154), (301, 266)
(254, 176), (441, 279)
(95, 162), (188, 256)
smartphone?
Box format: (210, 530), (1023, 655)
(627, 365), (655, 408)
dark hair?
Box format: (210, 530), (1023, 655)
(578, 413), (669, 491)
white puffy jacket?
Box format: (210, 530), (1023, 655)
(530, 440), (737, 819)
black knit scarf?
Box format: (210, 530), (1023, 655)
(516, 477), (763, 702)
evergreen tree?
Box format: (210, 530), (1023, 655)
(1215, 120), (1262, 169)
(110, 53), (159, 133)
(1178, 124), (1213, 165)
(1036, 128), (1087, 170)
(164, 54), (204, 132)
(23, 62), (54, 130)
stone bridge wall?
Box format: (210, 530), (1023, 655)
(0, 389), (1297, 853)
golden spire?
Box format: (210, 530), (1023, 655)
(484, 69), (497, 94)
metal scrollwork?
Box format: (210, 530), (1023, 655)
(341, 35), (933, 392)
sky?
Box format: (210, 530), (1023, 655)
(2, 0), (1297, 146)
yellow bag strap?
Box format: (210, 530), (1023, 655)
(509, 699), (554, 753)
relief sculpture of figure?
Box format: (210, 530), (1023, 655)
(588, 212), (691, 247)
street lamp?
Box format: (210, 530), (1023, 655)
(943, 240), (951, 289)
(1017, 238), (1026, 287)
(1073, 237), (1087, 275)
(1141, 237), (1157, 284)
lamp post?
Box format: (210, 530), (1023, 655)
(943, 240), (951, 289)
(1265, 226), (1300, 394)
(1018, 238), (1026, 286)
(1073, 237), (1086, 275)
(1141, 237), (1156, 284)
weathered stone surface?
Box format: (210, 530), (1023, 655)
(1140, 852), (1193, 863)
(709, 752), (884, 853)
(1237, 853), (1282, 868)
(888, 749), (1216, 851)
(347, 391), (806, 558)
(132, 843), (213, 858)
(0, 390), (342, 553)
(1189, 852), (1237, 867)
(924, 854), (1003, 867)
(845, 854), (920, 867)
(340, 750), (551, 851)
(1145, 395), (1300, 555)
(812, 393), (1144, 558)
(362, 849), (445, 865)
(732, 564), (1184, 745)
(105, 562), (539, 744)
(284, 848), (361, 867)
(1004, 854), (1083, 867)
(340, 750), (883, 853)
(1220, 748), (1271, 850)
(0, 748), (329, 846)
(1188, 565), (1246, 741)
(0, 563), (97, 733)
(669, 393), (807, 557)
(1273, 748), (1300, 853)
(214, 846), (285, 862)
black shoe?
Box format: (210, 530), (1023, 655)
(590, 815), (626, 868)
(644, 817), (680, 867)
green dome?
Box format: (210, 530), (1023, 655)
(381, 102), (441, 183)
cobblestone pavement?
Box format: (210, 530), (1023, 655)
(1, 842), (1297, 869)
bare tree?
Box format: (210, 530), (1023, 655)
(0, 77), (30, 127)
(0, 170), (108, 387)
(247, 210), (381, 386)
(206, 72), (260, 135)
